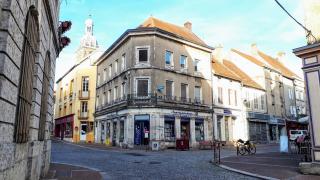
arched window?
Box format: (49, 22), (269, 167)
(38, 53), (51, 141)
(15, 7), (39, 143)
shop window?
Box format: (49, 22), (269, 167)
(120, 121), (124, 142)
(88, 122), (94, 132)
(164, 121), (175, 141)
(65, 122), (73, 137)
(195, 122), (204, 142)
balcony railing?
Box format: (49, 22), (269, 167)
(79, 90), (90, 100)
(96, 93), (208, 112)
(69, 93), (73, 101)
(78, 110), (89, 119)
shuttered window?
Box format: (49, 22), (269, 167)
(195, 86), (201, 100)
(166, 80), (173, 97)
(15, 8), (39, 143)
(38, 54), (51, 141)
(137, 79), (148, 96)
(181, 84), (187, 99)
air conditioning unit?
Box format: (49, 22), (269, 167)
(151, 141), (160, 151)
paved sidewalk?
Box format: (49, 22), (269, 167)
(42, 163), (103, 180)
(220, 152), (320, 180)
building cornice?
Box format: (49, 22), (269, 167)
(95, 28), (214, 66)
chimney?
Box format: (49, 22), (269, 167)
(251, 43), (259, 56)
(213, 45), (224, 63)
(184, 21), (192, 31)
(276, 51), (286, 64)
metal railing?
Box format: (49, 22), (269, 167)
(96, 93), (208, 111)
(79, 90), (90, 100)
(78, 110), (89, 119)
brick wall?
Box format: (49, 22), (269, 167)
(0, 0), (60, 179)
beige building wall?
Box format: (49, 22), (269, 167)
(54, 52), (99, 143)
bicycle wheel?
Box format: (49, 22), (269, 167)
(249, 144), (256, 154)
(238, 145), (247, 155)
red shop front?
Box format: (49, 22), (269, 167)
(54, 114), (74, 139)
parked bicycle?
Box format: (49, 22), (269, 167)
(236, 139), (256, 155)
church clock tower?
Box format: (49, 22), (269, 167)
(75, 15), (99, 62)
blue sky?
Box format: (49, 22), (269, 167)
(56, 0), (306, 82)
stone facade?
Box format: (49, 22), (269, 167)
(95, 18), (213, 149)
(0, 0), (60, 179)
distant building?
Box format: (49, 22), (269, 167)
(94, 17), (214, 149)
(54, 17), (101, 143)
(212, 47), (268, 143)
(0, 1), (60, 179)
(211, 56), (243, 143)
(230, 44), (306, 142)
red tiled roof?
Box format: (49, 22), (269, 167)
(212, 58), (242, 82)
(139, 17), (207, 47)
(257, 51), (297, 79)
(231, 49), (265, 67)
(223, 60), (264, 90)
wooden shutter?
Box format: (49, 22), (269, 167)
(38, 54), (51, 141)
(15, 8), (39, 143)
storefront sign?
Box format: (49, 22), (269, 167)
(134, 114), (150, 121)
(172, 110), (194, 117)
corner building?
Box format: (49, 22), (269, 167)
(95, 17), (213, 149)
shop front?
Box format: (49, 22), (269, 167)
(268, 117), (286, 142)
(95, 109), (212, 149)
(54, 114), (74, 142)
(214, 108), (242, 144)
(247, 112), (269, 143)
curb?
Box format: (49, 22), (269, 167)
(51, 161), (111, 180)
(216, 164), (279, 180)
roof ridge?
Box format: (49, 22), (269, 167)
(257, 50), (298, 79)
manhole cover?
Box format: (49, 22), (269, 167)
(125, 153), (146, 156)
(149, 161), (161, 164)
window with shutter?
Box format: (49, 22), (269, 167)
(38, 53), (51, 141)
(166, 80), (173, 98)
(15, 8), (39, 143)
(181, 84), (187, 101)
(137, 79), (149, 96)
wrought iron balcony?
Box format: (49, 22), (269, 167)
(79, 90), (90, 100)
(78, 110), (89, 119)
(96, 93), (209, 114)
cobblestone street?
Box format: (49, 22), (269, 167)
(51, 140), (279, 179)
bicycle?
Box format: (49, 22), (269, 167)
(236, 139), (256, 155)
